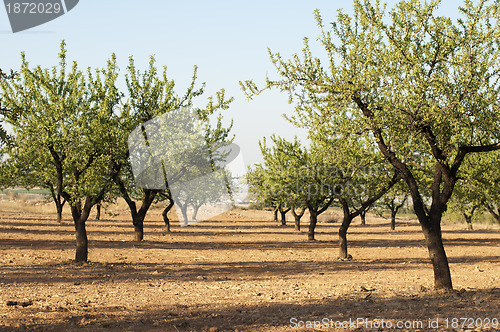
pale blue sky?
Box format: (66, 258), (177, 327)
(1, 0), (461, 166)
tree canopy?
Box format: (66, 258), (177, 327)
(241, 0), (500, 290)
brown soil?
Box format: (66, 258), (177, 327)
(0, 202), (499, 331)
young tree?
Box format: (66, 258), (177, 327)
(315, 135), (399, 259)
(242, 0), (500, 290)
(0, 42), (122, 262)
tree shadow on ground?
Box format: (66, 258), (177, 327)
(2, 288), (498, 331)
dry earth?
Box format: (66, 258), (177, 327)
(0, 200), (499, 331)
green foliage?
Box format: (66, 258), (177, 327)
(242, 0), (500, 202)
(450, 149), (500, 224)
(0, 41), (121, 215)
(118, 55), (234, 215)
(241, 0), (500, 289)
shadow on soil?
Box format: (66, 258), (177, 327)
(1, 288), (498, 331)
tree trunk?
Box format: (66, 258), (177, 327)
(96, 203), (101, 221)
(339, 215), (354, 259)
(56, 203), (63, 223)
(294, 216), (300, 231)
(280, 211), (287, 226)
(278, 206), (290, 226)
(115, 177), (157, 241)
(293, 210), (304, 231)
(74, 220), (88, 262)
(179, 204), (188, 225)
(50, 185), (65, 223)
(390, 209), (397, 231)
(133, 215), (144, 241)
(162, 199), (174, 233)
(464, 213), (473, 230)
(273, 208), (278, 222)
(192, 204), (200, 221)
(308, 209), (318, 241)
(360, 211), (366, 225)
(70, 198), (93, 263)
(421, 215), (453, 290)
(290, 204), (305, 231)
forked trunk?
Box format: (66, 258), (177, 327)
(115, 178), (157, 242)
(290, 204), (305, 232)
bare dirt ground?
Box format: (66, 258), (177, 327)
(0, 200), (499, 331)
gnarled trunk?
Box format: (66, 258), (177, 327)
(162, 199), (174, 233)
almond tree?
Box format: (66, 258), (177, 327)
(314, 134), (399, 258)
(115, 56), (233, 240)
(242, 0), (500, 290)
(0, 42), (122, 261)
(256, 136), (335, 240)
